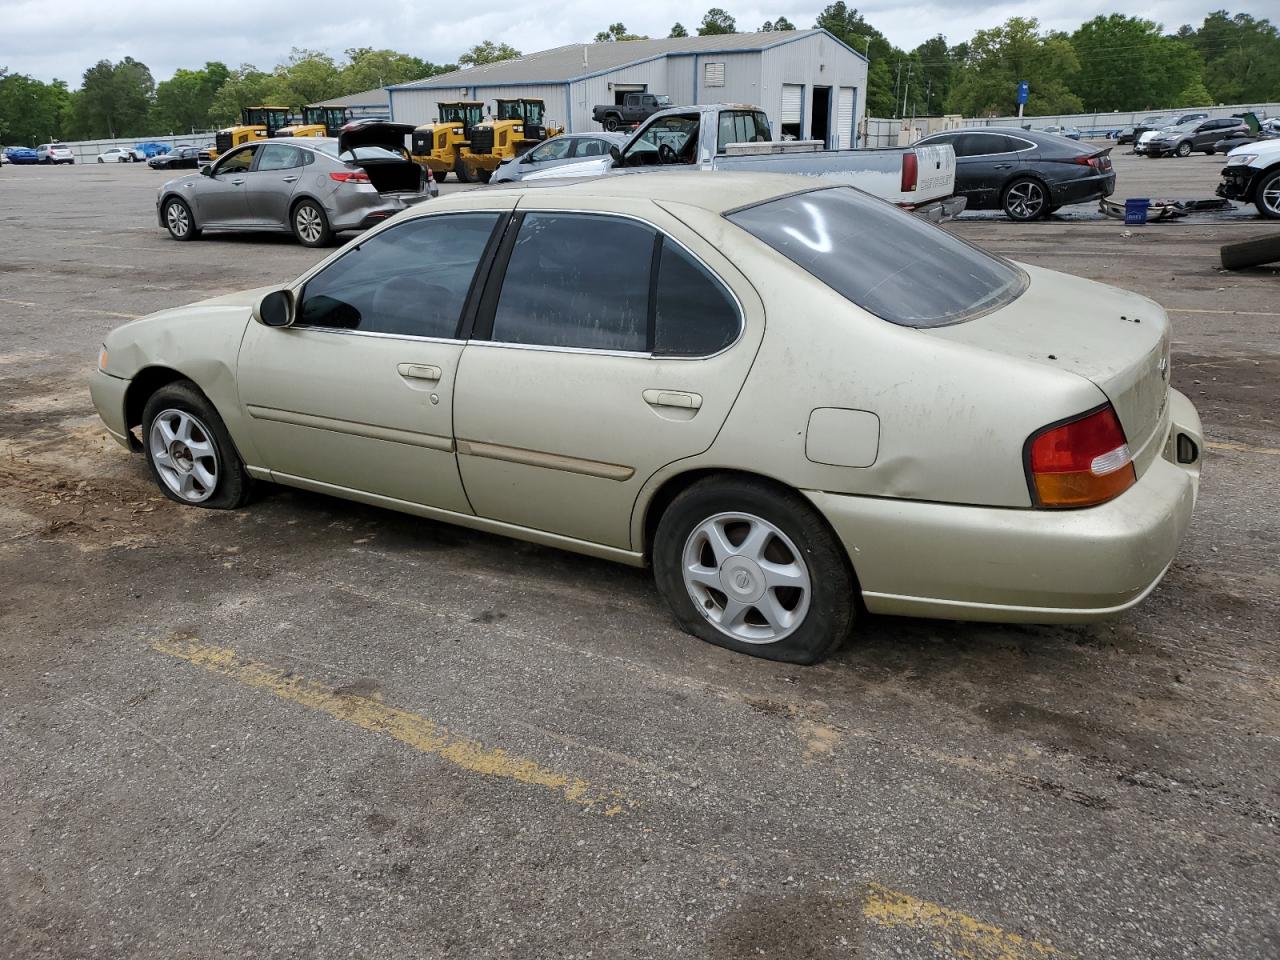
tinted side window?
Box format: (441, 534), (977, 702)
(717, 111), (771, 153)
(492, 213), (655, 352)
(216, 147), (256, 174)
(257, 144), (303, 171)
(299, 214), (499, 337)
(955, 133), (1009, 156)
(654, 242), (740, 357)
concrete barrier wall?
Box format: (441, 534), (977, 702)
(25, 133), (217, 164)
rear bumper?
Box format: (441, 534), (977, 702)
(1050, 172), (1115, 205)
(908, 195), (968, 223)
(806, 389), (1202, 623)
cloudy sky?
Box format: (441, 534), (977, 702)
(3, 0), (1272, 85)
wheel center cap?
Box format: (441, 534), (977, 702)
(719, 556), (766, 604)
(169, 441), (193, 471)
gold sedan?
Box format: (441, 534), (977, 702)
(91, 173), (1203, 664)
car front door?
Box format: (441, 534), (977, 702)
(945, 133), (1024, 207)
(196, 145), (258, 225)
(236, 203), (513, 511)
(451, 200), (763, 549)
(244, 142), (305, 227)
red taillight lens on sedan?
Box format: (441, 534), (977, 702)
(1073, 154), (1111, 171)
(329, 170), (371, 184)
(1026, 404), (1136, 508)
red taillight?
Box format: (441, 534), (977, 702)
(1073, 154), (1110, 171)
(1026, 405), (1136, 508)
(901, 152), (918, 193)
(330, 170), (371, 184)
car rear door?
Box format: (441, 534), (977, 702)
(243, 143), (306, 227)
(236, 200), (515, 510)
(451, 197), (764, 549)
(950, 132), (1024, 207)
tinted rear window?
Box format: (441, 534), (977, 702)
(726, 187), (1026, 328)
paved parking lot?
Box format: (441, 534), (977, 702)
(2, 152), (1278, 959)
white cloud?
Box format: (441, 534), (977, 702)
(3, 0), (1274, 85)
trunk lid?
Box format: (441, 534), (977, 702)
(929, 264), (1171, 471)
(337, 121), (430, 200)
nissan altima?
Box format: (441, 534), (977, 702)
(92, 173), (1202, 664)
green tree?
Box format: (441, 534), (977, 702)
(669, 23), (689, 38)
(594, 23), (647, 42)
(75, 57), (154, 138)
(697, 8), (737, 35)
(946, 17), (1083, 116)
(340, 48), (452, 92)
(208, 65), (276, 126)
(0, 70), (73, 144)
(1179, 12), (1280, 104)
(1068, 15), (1207, 111)
(271, 48), (343, 106)
(458, 41), (522, 67)
(761, 17), (795, 31)
(150, 62), (228, 133)
(911, 35), (954, 114)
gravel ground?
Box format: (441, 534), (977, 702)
(1, 149), (1277, 959)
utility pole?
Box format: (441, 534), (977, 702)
(893, 61), (902, 118)
(901, 63), (912, 119)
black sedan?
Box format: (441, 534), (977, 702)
(914, 128), (1115, 221)
(148, 147), (204, 171)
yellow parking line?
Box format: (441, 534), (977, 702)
(864, 883), (1063, 959)
(152, 635), (628, 815)
(1207, 441), (1280, 456)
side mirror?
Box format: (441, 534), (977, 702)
(201, 165), (213, 177)
(255, 289), (295, 328)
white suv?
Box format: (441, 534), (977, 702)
(1218, 139), (1280, 219)
(36, 143), (75, 165)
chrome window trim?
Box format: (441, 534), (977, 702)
(487, 207), (746, 361)
(288, 325), (464, 345)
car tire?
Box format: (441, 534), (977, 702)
(603, 116), (621, 132)
(97, 157), (104, 164)
(1220, 233), (1280, 269)
(1252, 169), (1280, 220)
(163, 197), (200, 241)
(1203, 148), (1215, 155)
(142, 381), (252, 510)
(652, 476), (856, 665)
(1002, 177), (1049, 221)
(476, 169), (493, 184)
(1175, 141), (1192, 158)
(291, 199), (333, 247)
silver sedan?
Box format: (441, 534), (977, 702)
(156, 125), (434, 247)
(490, 133), (627, 184)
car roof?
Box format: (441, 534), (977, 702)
(431, 171), (835, 215)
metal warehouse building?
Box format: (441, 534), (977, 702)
(387, 30), (869, 147)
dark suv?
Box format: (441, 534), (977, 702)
(1146, 117), (1250, 157)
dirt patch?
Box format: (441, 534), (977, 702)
(707, 890), (863, 959)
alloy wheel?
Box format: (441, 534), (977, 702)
(1005, 181), (1045, 219)
(681, 512), (812, 644)
(148, 408), (219, 503)
(295, 205), (323, 244)
(165, 201), (190, 238)
(1261, 176), (1280, 217)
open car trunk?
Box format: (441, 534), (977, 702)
(338, 120), (427, 198)
(929, 263), (1171, 474)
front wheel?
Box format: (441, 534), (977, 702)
(1254, 169), (1280, 220)
(653, 477), (856, 664)
(142, 381), (252, 510)
(291, 199), (332, 247)
(1002, 177), (1048, 221)
(603, 116), (620, 132)
(1175, 141), (1192, 158)
(163, 197), (200, 241)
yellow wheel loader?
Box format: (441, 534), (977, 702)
(461, 98), (564, 183)
(209, 106), (291, 159)
(411, 101), (485, 183)
(274, 106), (354, 139)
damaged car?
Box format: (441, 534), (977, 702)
(156, 122), (435, 247)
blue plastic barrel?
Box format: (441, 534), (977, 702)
(1124, 198), (1149, 225)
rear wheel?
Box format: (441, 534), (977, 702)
(653, 477), (856, 664)
(1175, 141), (1192, 158)
(142, 381), (252, 510)
(1253, 169), (1280, 220)
(163, 198), (200, 241)
(1002, 177), (1048, 221)
(291, 199), (332, 247)
(454, 158), (475, 184)
(603, 115), (621, 132)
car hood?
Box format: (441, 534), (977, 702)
(1231, 139), (1280, 161)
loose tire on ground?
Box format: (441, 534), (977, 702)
(142, 381), (252, 510)
(1220, 233), (1280, 270)
(652, 476), (856, 665)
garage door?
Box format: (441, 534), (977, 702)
(837, 87), (855, 148)
(781, 84), (803, 125)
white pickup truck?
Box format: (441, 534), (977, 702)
(522, 103), (964, 220)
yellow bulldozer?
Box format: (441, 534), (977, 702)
(210, 106), (291, 159)
(411, 101), (485, 183)
(461, 98), (563, 183)
(274, 106), (354, 139)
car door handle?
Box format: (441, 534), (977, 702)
(397, 363), (442, 381)
(643, 389), (702, 409)
(281, 175), (298, 183)
(994, 163), (1013, 169)
(230, 178), (245, 185)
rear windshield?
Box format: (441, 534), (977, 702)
(726, 187), (1026, 328)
